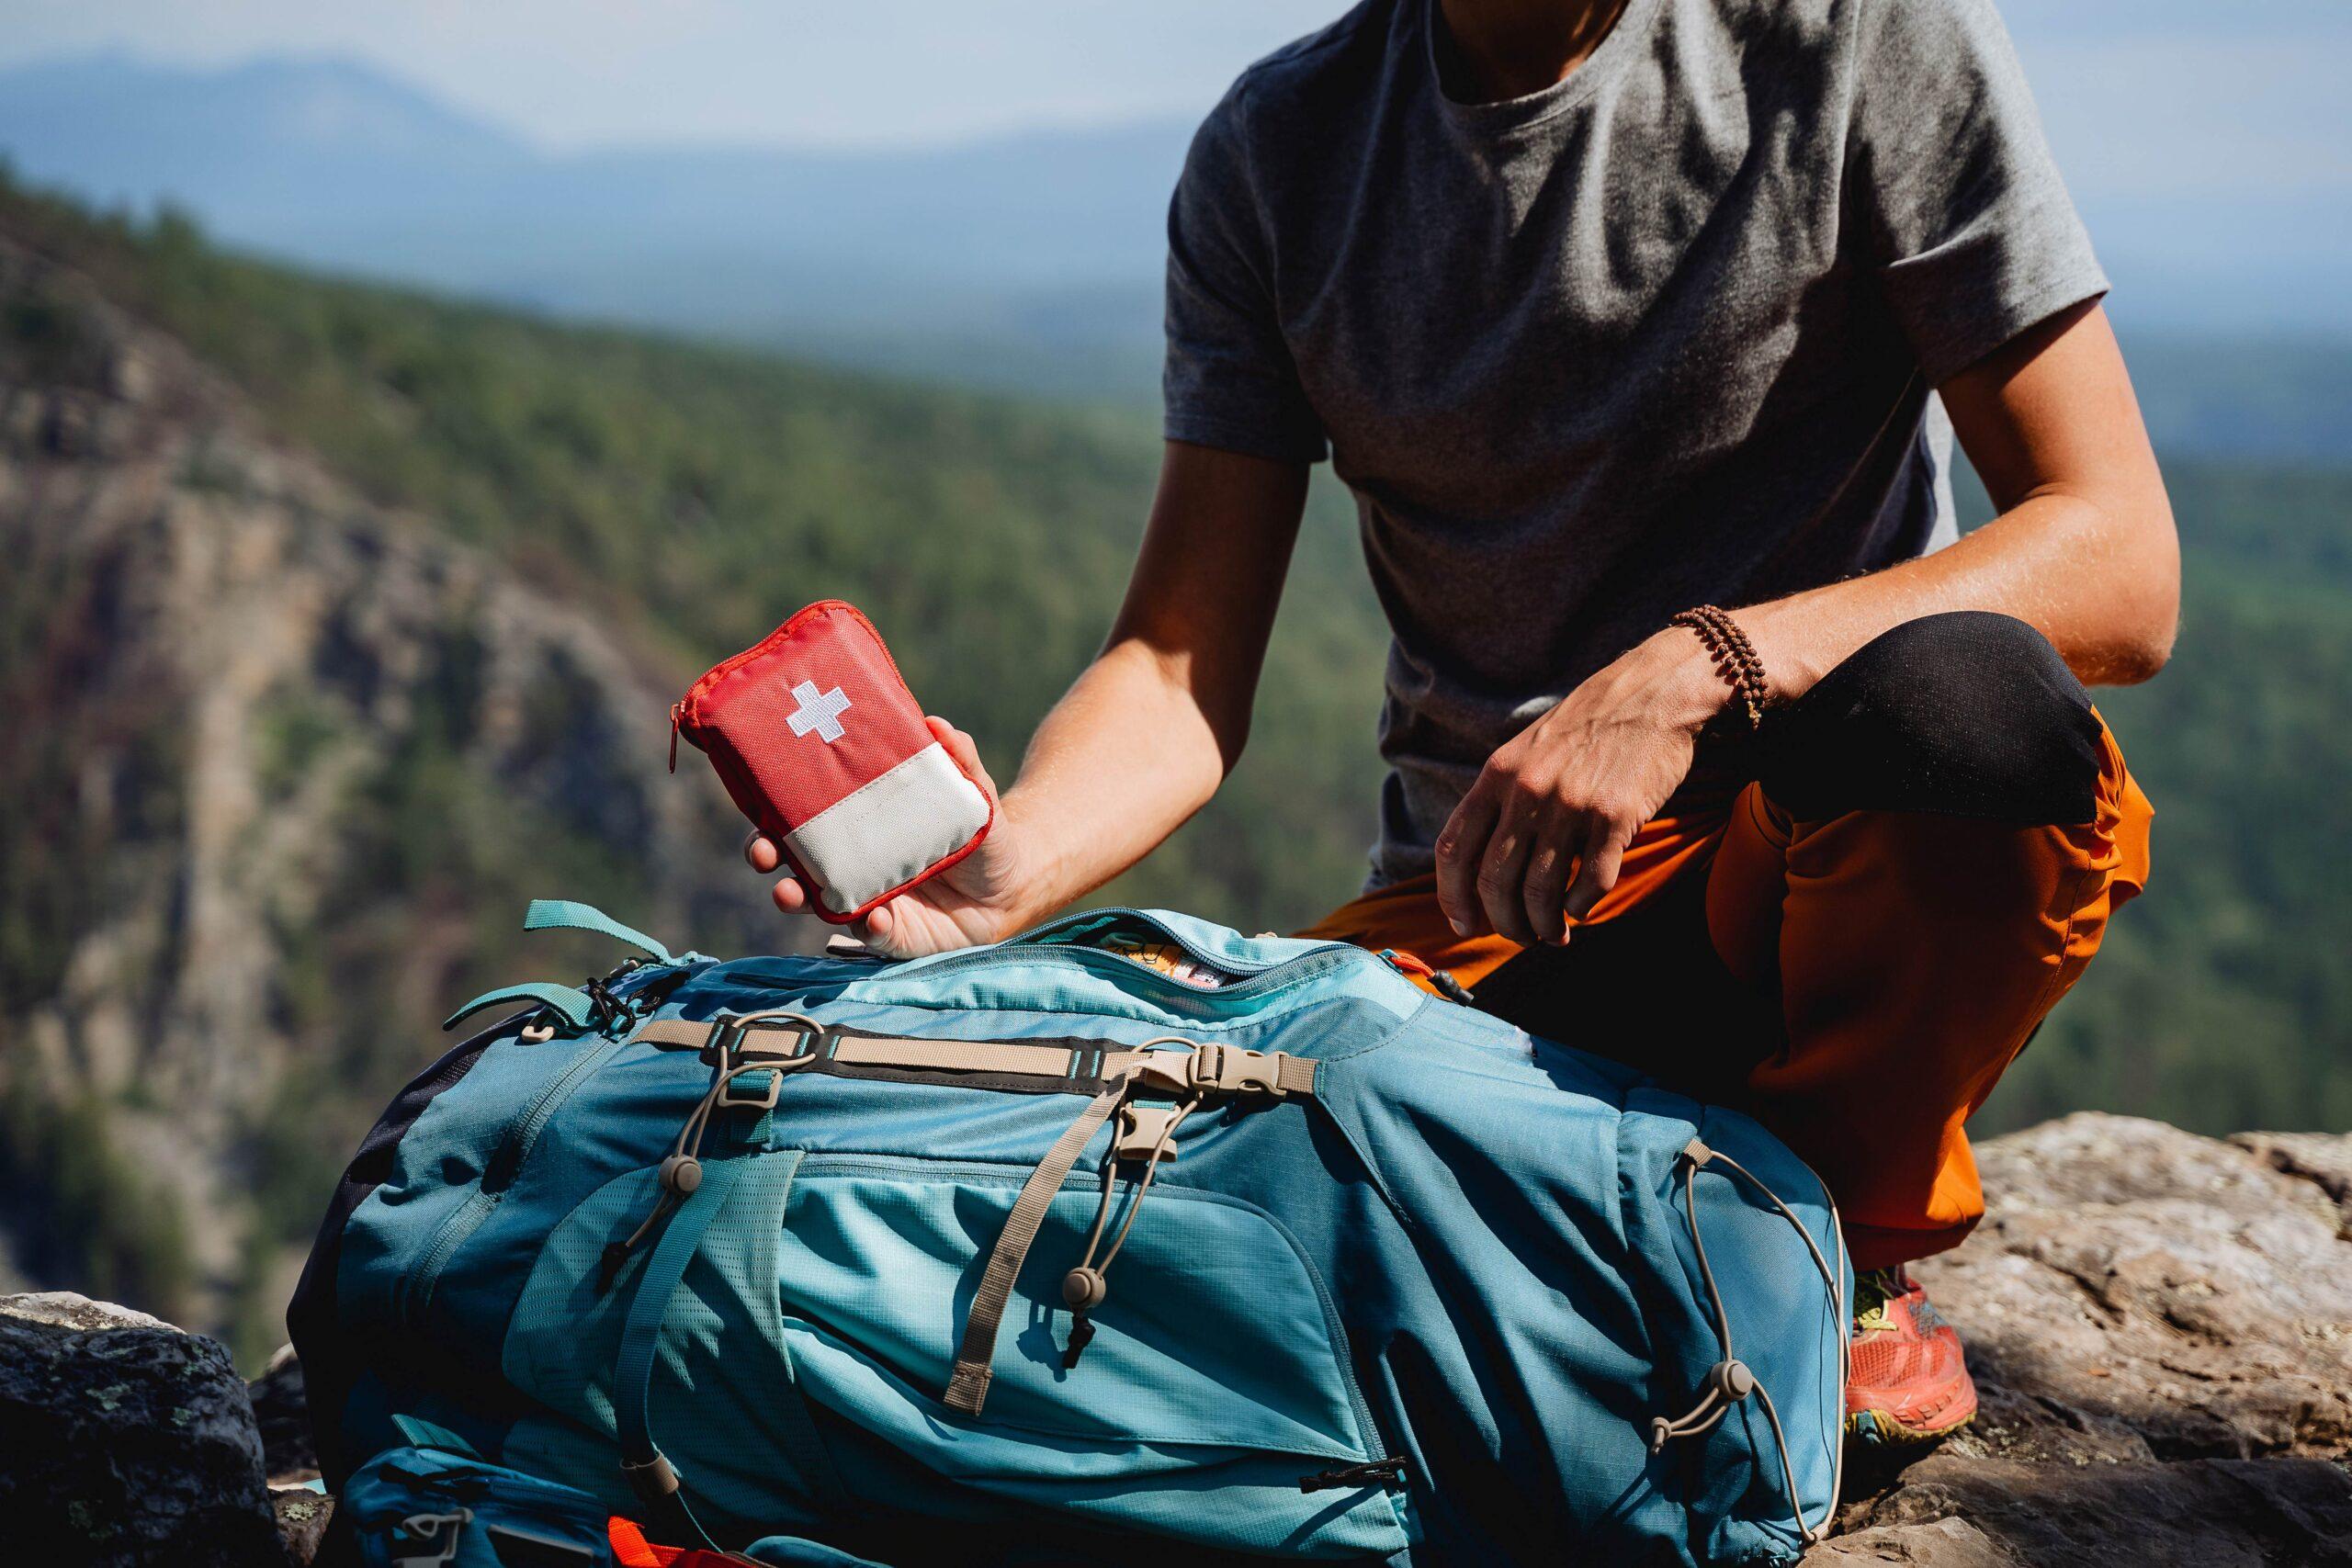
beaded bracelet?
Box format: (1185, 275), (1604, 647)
(1668, 605), (1769, 730)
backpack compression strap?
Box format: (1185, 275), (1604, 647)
(944, 1074), (1135, 1415)
(627, 1011), (1319, 1418)
(628, 1016), (1319, 1099)
(940, 1037), (1318, 1415)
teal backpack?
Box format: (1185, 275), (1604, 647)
(292, 902), (1849, 1566)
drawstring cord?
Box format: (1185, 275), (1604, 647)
(1060, 1092), (1202, 1367)
(1649, 1137), (1849, 1549)
(600, 1012), (824, 1292)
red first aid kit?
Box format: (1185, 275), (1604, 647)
(670, 601), (992, 922)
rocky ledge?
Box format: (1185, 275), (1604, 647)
(5, 1112), (2346, 1565)
(1817, 1114), (2352, 1564)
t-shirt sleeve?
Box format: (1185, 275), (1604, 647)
(1848, 0), (2108, 384)
(1161, 87), (1329, 464)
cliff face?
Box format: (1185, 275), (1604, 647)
(0, 232), (774, 1344)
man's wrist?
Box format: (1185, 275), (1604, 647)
(1728, 599), (1826, 706)
(1647, 625), (1738, 732)
(988, 788), (1063, 931)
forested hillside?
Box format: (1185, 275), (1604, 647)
(1952, 464), (2352, 1134)
(1, 177), (2345, 1355)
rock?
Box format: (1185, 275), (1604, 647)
(1816, 1113), (2352, 1565)
(1811, 1516), (2023, 1566)
(268, 1488), (333, 1566)
(0, 1292), (282, 1565)
(2232, 1132), (2352, 1233)
(247, 1344), (315, 1484)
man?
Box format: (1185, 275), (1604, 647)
(749, 0), (2175, 1443)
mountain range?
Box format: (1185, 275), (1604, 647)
(0, 51), (1182, 398)
(3, 51), (2348, 419)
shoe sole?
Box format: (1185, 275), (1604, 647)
(1847, 1406), (1974, 1445)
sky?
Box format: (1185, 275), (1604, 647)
(0, 0), (2346, 164)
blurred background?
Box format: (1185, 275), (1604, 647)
(0, 0), (2344, 1364)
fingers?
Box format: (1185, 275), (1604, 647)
(1475, 789), (1550, 944)
(1521, 829), (1577, 947)
(927, 716), (1001, 806)
(744, 830), (781, 874)
(747, 831), (813, 913)
(1434, 783), (1502, 937)
(1442, 771), (1636, 947)
(1562, 816), (1630, 928)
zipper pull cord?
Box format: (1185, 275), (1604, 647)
(1060, 1094), (1199, 1369)
(600, 1043), (810, 1292)
(1657, 1139), (1850, 1547)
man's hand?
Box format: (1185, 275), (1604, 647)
(1435, 628), (1727, 946)
(745, 716), (1035, 958)
(741, 443), (1311, 957)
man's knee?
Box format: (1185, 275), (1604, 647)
(1757, 611), (2104, 824)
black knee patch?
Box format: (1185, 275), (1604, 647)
(1756, 612), (2102, 825)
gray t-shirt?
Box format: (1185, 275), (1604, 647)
(1162, 0), (2106, 887)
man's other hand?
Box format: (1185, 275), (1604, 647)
(1434, 629), (1727, 947)
(744, 716), (1031, 958)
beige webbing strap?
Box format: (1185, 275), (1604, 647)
(829, 1036), (1082, 1077)
(628, 1017), (1320, 1100)
(630, 1016), (1139, 1085)
(1276, 1054), (1318, 1097)
(628, 1017), (720, 1049)
(944, 1075), (1131, 1415)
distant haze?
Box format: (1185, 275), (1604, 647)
(0, 9), (2345, 400)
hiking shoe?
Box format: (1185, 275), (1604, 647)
(1844, 1267), (1977, 1443)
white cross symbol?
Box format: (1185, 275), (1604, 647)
(786, 681), (852, 743)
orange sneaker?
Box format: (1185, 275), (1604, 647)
(1844, 1267), (1978, 1443)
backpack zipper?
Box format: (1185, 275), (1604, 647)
(402, 1032), (627, 1329)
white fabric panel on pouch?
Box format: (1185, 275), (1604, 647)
(786, 740), (990, 914)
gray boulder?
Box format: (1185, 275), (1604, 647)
(0, 1292), (282, 1565)
(1817, 1112), (2352, 1564)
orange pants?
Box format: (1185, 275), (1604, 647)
(1305, 630), (2151, 1269)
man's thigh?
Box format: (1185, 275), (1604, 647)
(1298, 845), (1777, 1104)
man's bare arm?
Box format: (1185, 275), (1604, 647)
(1737, 299), (2179, 698)
(1000, 441), (1310, 911)
(1437, 299), (2180, 945)
(750, 440), (1309, 954)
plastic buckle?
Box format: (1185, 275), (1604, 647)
(1127, 1051), (1196, 1099)
(390, 1508), (472, 1567)
(1114, 1102), (1184, 1162)
(1192, 1042), (1283, 1098)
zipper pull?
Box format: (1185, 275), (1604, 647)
(1299, 1455), (1410, 1494)
(1060, 1311), (1096, 1370)
(667, 702), (684, 773)
(596, 1241), (632, 1295)
(1377, 949), (1476, 1006)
